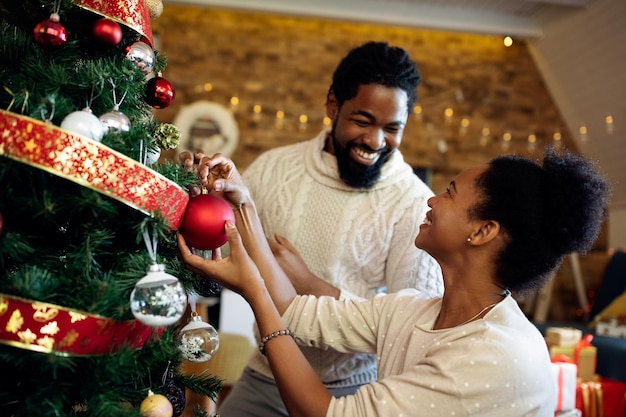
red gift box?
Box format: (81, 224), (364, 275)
(576, 377), (626, 417)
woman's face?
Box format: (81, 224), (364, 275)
(415, 165), (488, 261)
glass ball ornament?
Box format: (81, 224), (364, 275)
(60, 108), (106, 141)
(126, 41), (156, 75)
(179, 194), (235, 250)
(99, 109), (131, 134)
(33, 13), (67, 49)
(140, 389), (173, 417)
(146, 146), (161, 165)
(92, 17), (122, 46)
(130, 264), (187, 328)
(177, 312), (219, 362)
(145, 76), (175, 109)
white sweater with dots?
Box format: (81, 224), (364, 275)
(242, 130), (443, 387)
(283, 290), (556, 417)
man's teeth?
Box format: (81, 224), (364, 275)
(355, 148), (377, 160)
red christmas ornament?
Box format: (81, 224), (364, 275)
(179, 194), (235, 250)
(92, 18), (122, 46)
(33, 13), (67, 49)
(0, 212), (3, 235)
(145, 76), (175, 109)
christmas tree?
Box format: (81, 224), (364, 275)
(0, 0), (222, 416)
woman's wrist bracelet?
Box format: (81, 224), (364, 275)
(258, 329), (293, 356)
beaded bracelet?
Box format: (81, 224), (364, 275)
(258, 329), (293, 356)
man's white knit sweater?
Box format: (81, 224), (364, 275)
(242, 129), (443, 387)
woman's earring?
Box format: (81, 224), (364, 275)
(467, 237), (472, 242)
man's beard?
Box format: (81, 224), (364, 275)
(332, 129), (391, 189)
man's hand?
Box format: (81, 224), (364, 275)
(268, 233), (340, 299)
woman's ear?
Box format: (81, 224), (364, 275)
(326, 92), (338, 119)
(470, 220), (500, 245)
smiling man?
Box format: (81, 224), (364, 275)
(217, 41), (443, 417)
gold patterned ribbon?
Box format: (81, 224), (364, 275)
(0, 109), (188, 228)
(0, 293), (152, 356)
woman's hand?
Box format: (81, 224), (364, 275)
(194, 153), (251, 208)
(177, 221), (264, 299)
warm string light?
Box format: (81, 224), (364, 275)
(198, 83), (615, 153)
(252, 104), (262, 122)
(605, 114), (614, 134)
(501, 131), (512, 150)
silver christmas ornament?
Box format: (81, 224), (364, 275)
(130, 264), (187, 328)
(99, 109), (131, 134)
(126, 41), (156, 75)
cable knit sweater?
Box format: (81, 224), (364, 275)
(283, 290), (556, 417)
(242, 130), (443, 387)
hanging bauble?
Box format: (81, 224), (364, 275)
(60, 108), (106, 141)
(130, 264), (187, 328)
(0, 211), (4, 236)
(145, 0), (164, 19)
(92, 17), (123, 46)
(162, 375), (186, 417)
(126, 41), (155, 75)
(178, 312), (219, 362)
(146, 146), (161, 165)
(33, 13), (67, 49)
(195, 278), (222, 298)
(140, 389), (173, 417)
(99, 109), (131, 134)
(145, 76), (175, 109)
(179, 194), (235, 250)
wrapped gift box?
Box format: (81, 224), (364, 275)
(553, 362), (578, 412)
(576, 377), (626, 417)
(547, 327), (584, 347)
(550, 345), (597, 382)
(595, 318), (626, 339)
(556, 410), (582, 417)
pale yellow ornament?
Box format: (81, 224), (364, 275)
(145, 0), (164, 19)
(140, 389), (173, 417)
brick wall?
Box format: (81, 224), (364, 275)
(152, 5), (610, 322)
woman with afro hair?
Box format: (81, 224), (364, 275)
(178, 146), (610, 417)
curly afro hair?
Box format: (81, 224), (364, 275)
(327, 41), (421, 111)
(471, 147), (611, 294)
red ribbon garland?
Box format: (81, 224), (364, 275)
(0, 293), (152, 356)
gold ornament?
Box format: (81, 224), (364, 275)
(140, 389), (173, 417)
(145, 0), (164, 19)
